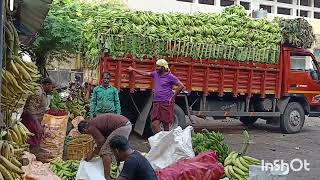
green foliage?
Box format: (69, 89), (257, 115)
(32, 0), (85, 58)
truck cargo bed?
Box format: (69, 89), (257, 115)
(100, 56), (281, 97)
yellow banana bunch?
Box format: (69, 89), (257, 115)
(224, 151), (261, 180)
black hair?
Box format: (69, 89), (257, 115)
(109, 135), (129, 151)
(78, 121), (88, 134)
(41, 77), (53, 85)
(101, 72), (111, 78)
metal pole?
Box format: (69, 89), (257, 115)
(0, 0), (5, 127)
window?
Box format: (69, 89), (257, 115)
(300, 0), (311, 6)
(260, 5), (272, 13)
(315, 0), (320, 8)
(277, 0), (293, 4)
(240, 1), (250, 10)
(177, 0), (193, 2)
(291, 56), (316, 71)
(220, 0), (234, 7)
(300, 10), (309, 17)
(277, 7), (291, 15)
(199, 0), (214, 5)
(315, 12), (320, 19)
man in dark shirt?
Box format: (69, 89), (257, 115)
(78, 114), (132, 180)
(109, 135), (158, 180)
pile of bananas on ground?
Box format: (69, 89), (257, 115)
(224, 131), (261, 180)
(50, 159), (80, 180)
(192, 129), (230, 163)
(1, 0), (41, 127)
(0, 122), (34, 180)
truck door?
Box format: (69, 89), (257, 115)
(288, 53), (320, 115)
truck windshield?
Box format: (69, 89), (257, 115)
(290, 55), (317, 71)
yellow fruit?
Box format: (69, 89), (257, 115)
(0, 164), (13, 180)
(9, 60), (19, 75)
(4, 70), (23, 92)
(10, 157), (22, 168)
(0, 156), (24, 174)
(9, 130), (20, 145)
(15, 63), (32, 81)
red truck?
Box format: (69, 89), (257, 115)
(99, 46), (320, 135)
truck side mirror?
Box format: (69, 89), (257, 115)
(311, 70), (319, 80)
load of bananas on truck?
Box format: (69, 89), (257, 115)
(0, 1), (41, 179)
(83, 5), (282, 65)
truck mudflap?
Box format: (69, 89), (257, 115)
(191, 111), (280, 117)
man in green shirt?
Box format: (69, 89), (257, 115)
(89, 72), (121, 117)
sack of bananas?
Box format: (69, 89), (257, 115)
(192, 129), (230, 163)
(50, 159), (80, 180)
(224, 130), (261, 180)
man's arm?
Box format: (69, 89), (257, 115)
(89, 88), (98, 118)
(128, 66), (151, 76)
(90, 127), (106, 156)
(170, 77), (185, 103)
(114, 88), (121, 114)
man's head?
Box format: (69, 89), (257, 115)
(41, 77), (54, 93)
(109, 135), (130, 161)
(156, 59), (169, 73)
(101, 72), (111, 87)
(78, 120), (90, 134)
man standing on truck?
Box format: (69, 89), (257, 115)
(128, 59), (184, 133)
(89, 72), (121, 117)
(77, 113), (132, 180)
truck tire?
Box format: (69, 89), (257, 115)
(239, 117), (258, 126)
(280, 102), (305, 134)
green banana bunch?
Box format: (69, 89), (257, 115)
(50, 159), (80, 180)
(111, 162), (120, 179)
(192, 130), (230, 163)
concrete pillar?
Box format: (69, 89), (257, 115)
(215, 0), (220, 7)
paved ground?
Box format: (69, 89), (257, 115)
(129, 116), (320, 180)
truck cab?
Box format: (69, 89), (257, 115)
(286, 48), (320, 117)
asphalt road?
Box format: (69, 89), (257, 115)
(129, 116), (320, 180)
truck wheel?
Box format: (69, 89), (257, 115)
(280, 102), (305, 134)
(239, 117), (258, 126)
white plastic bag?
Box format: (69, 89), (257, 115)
(145, 126), (195, 170)
(76, 158), (106, 180)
